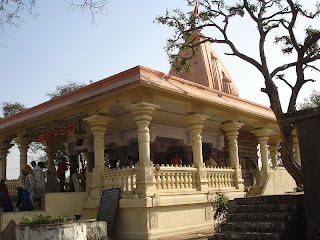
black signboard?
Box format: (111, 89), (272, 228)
(97, 188), (121, 238)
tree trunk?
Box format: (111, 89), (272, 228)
(278, 119), (303, 185)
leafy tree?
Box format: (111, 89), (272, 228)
(46, 81), (87, 99)
(157, 0), (320, 185)
(298, 89), (320, 110)
(2, 101), (27, 117)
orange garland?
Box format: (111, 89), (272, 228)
(38, 124), (76, 142)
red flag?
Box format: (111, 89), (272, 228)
(194, 1), (199, 16)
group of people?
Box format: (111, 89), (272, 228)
(18, 161), (45, 211)
(0, 161), (45, 212)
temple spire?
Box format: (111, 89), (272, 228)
(169, 32), (240, 97)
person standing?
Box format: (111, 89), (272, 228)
(0, 179), (13, 212)
(171, 153), (182, 166)
(57, 157), (68, 192)
(31, 161), (45, 206)
(21, 169), (35, 207)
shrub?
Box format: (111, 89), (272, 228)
(211, 192), (229, 220)
(295, 184), (304, 192)
(20, 214), (69, 224)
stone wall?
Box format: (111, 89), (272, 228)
(16, 220), (107, 240)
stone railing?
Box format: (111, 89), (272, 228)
(155, 164), (197, 191)
(101, 166), (137, 194)
(206, 166), (235, 189)
(7, 179), (19, 195)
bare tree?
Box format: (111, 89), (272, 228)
(157, 0), (320, 185)
(0, 0), (108, 39)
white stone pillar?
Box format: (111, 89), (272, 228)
(293, 128), (301, 166)
(268, 136), (280, 169)
(44, 145), (58, 192)
(184, 113), (209, 191)
(127, 102), (159, 197)
(84, 115), (112, 198)
(0, 142), (12, 180)
(252, 128), (273, 184)
(15, 138), (32, 178)
(83, 152), (94, 172)
(221, 121), (244, 190)
(44, 146), (55, 172)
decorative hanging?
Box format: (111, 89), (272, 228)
(38, 124), (76, 142)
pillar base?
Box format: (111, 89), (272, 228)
(233, 165), (245, 191)
(196, 162), (209, 192)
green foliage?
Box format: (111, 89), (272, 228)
(20, 214), (69, 224)
(46, 81), (87, 99)
(295, 184), (304, 192)
(211, 192), (229, 220)
(2, 102), (27, 117)
(298, 90), (320, 110)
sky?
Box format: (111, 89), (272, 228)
(1, 0), (319, 179)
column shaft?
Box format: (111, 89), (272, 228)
(252, 128), (273, 184)
(15, 138), (32, 178)
(44, 146), (58, 192)
(84, 115), (112, 198)
(269, 145), (279, 169)
(184, 114), (209, 191)
(221, 121), (244, 190)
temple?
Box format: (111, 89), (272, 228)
(0, 38), (297, 239)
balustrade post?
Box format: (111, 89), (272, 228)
(84, 115), (112, 199)
(184, 113), (209, 191)
(252, 128), (273, 184)
(221, 121), (244, 190)
(127, 102), (159, 198)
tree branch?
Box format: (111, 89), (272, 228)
(276, 74), (293, 89)
(305, 64), (320, 72)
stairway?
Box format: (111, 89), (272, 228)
(246, 186), (263, 197)
(213, 194), (305, 240)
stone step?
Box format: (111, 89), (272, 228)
(227, 212), (296, 222)
(229, 203), (297, 214)
(221, 221), (289, 232)
(233, 194), (302, 205)
(213, 231), (286, 240)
